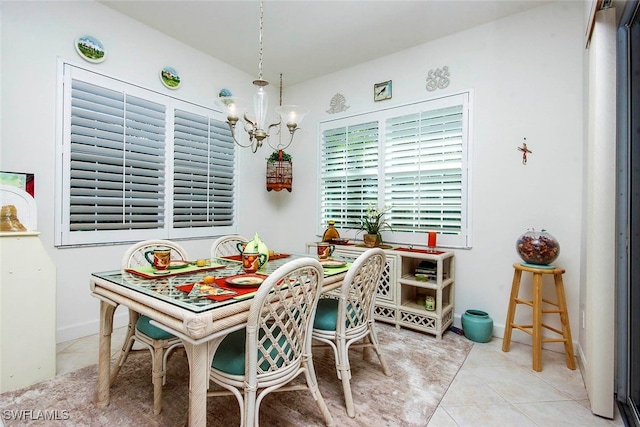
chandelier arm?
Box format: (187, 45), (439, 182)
(227, 122), (260, 150)
(243, 113), (257, 129)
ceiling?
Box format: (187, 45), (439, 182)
(100, 0), (550, 86)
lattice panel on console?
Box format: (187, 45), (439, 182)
(375, 261), (393, 303)
(374, 305), (396, 322)
(442, 308), (454, 326)
(399, 310), (436, 331)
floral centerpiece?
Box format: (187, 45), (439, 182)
(359, 204), (393, 247)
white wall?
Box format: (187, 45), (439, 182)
(0, 0), (265, 341)
(281, 0), (586, 350)
(1, 0), (587, 351)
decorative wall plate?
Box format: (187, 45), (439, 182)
(160, 67), (181, 89)
(74, 36), (106, 63)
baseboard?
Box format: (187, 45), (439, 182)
(56, 311), (129, 344)
(454, 312), (579, 355)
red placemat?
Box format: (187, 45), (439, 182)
(175, 275), (267, 302)
(394, 247), (445, 255)
(221, 253), (291, 262)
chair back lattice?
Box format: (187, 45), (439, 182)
(338, 248), (386, 336)
(210, 235), (248, 259)
(246, 258), (324, 378)
(121, 239), (189, 269)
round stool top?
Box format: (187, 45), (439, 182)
(513, 262), (565, 275)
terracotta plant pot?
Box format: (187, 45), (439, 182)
(363, 233), (380, 248)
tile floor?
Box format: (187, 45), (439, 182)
(56, 329), (625, 427)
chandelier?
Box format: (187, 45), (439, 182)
(218, 0), (309, 153)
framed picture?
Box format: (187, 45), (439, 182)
(160, 67), (181, 89)
(74, 35), (106, 63)
(0, 172), (34, 196)
(374, 80), (392, 102)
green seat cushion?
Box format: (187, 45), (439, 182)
(313, 298), (339, 331)
(313, 298), (362, 332)
(212, 327), (292, 376)
(136, 315), (176, 340)
(211, 329), (246, 375)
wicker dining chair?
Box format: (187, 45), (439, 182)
(207, 257), (335, 427)
(312, 247), (391, 417)
(210, 234), (248, 259)
(112, 239), (187, 415)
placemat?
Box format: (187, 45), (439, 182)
(322, 262), (352, 277)
(394, 247), (445, 255)
(175, 275), (267, 302)
(125, 263), (226, 279)
(221, 253), (291, 262)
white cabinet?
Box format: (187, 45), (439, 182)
(307, 243), (454, 339)
(0, 232), (57, 392)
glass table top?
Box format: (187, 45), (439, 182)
(92, 254), (349, 314)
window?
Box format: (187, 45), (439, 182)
(319, 92), (471, 248)
(55, 64), (236, 246)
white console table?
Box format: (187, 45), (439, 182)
(307, 243), (455, 339)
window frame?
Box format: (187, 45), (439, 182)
(317, 91), (472, 249)
(55, 62), (238, 247)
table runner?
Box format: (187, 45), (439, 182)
(394, 247), (445, 255)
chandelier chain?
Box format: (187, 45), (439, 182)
(258, 0), (264, 80)
(219, 0), (307, 153)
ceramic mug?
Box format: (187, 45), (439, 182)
(236, 242), (248, 254)
(316, 242), (335, 260)
(144, 248), (171, 270)
(242, 251), (267, 274)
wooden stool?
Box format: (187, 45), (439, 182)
(502, 263), (576, 372)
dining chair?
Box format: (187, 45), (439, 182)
(207, 257), (335, 427)
(210, 234), (248, 258)
(312, 247), (391, 417)
(112, 239), (187, 415)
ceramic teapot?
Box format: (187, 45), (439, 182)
(237, 233), (270, 262)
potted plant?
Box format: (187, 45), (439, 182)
(359, 204), (393, 247)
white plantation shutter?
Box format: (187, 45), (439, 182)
(57, 64), (236, 246)
(385, 103), (464, 234)
(319, 92), (470, 248)
(173, 109), (235, 228)
(320, 121), (379, 229)
(68, 80), (166, 232)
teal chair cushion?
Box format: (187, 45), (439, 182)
(212, 329), (246, 375)
(136, 315), (176, 340)
(212, 327), (292, 376)
(313, 298), (363, 331)
(313, 298), (339, 331)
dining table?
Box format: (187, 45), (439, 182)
(90, 252), (351, 427)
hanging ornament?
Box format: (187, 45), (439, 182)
(266, 150), (292, 192)
(517, 138), (532, 165)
